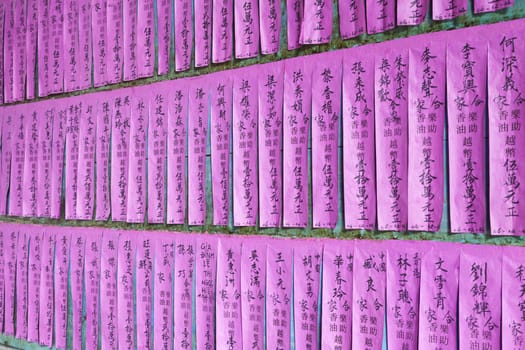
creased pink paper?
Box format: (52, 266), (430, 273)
(188, 81), (208, 225)
(3, 1), (13, 103)
(210, 73), (232, 225)
(259, 0), (281, 54)
(92, 0), (107, 87)
(447, 39), (487, 233)
(212, 0), (232, 62)
(0, 228), (4, 332)
(286, 0), (303, 50)
(474, 0), (513, 13)
(258, 62), (284, 227)
(418, 242), (460, 350)
(27, 228), (42, 342)
(293, 239), (322, 349)
(49, 0), (64, 94)
(70, 230), (85, 350)
(51, 105), (67, 219)
(111, 92), (132, 221)
(233, 68), (258, 226)
(502, 245), (525, 349)
(167, 84), (188, 224)
(174, 234), (195, 350)
(488, 31), (525, 235)
(15, 229), (29, 339)
(0, 110), (13, 215)
(65, 100), (81, 220)
(397, 0), (428, 25)
(386, 241), (423, 350)
(312, 53), (341, 228)
(37, 104), (53, 217)
(127, 91), (147, 223)
(3, 227), (17, 335)
(338, 0), (365, 39)
(123, 0), (137, 80)
(107, 0), (123, 83)
(321, 239), (354, 349)
(266, 239), (292, 349)
(54, 230), (70, 350)
(37, 0), (50, 97)
(352, 240), (387, 350)
(195, 0), (211, 66)
(78, 0), (92, 89)
(157, 0), (171, 75)
(76, 97), (96, 220)
(136, 233), (153, 350)
(195, 235), (217, 350)
(375, 48), (409, 231)
(22, 106), (39, 217)
(85, 229), (102, 350)
(433, 0), (466, 20)
(9, 110), (25, 216)
(26, 0), (37, 99)
(137, 0), (154, 77)
(117, 232), (136, 350)
(300, 0), (332, 44)
(343, 53), (376, 229)
(0, 2), (6, 102)
(366, 0), (395, 34)
(101, 230), (119, 350)
(148, 88), (168, 223)
(283, 57), (312, 227)
(96, 95), (111, 220)
(64, 0), (80, 91)
(154, 234), (174, 350)
(38, 230), (55, 346)
(12, 0), (26, 102)
(174, 0), (192, 71)
(234, 0), (259, 58)
(216, 237), (243, 349)
(408, 43), (445, 232)
(459, 244), (502, 350)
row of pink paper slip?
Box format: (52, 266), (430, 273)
(0, 222), (523, 350)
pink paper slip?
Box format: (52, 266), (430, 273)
(259, 0), (280, 54)
(174, 0), (192, 71)
(101, 230), (119, 350)
(78, 0), (92, 89)
(64, 0), (80, 91)
(38, 229), (55, 346)
(154, 234), (174, 350)
(37, 0), (49, 96)
(157, 0), (171, 75)
(137, 0), (154, 77)
(0, 109), (10, 215)
(37, 104), (54, 217)
(212, 0), (232, 63)
(502, 245), (525, 349)
(117, 232), (136, 350)
(106, 0), (123, 83)
(286, 0), (303, 50)
(174, 234), (195, 350)
(26, 0), (37, 98)
(27, 228), (43, 342)
(3, 1), (13, 103)
(366, 0), (395, 34)
(48, 0), (64, 94)
(12, 0), (27, 102)
(338, 0), (365, 39)
(474, 0), (513, 13)
(8, 110), (25, 216)
(22, 105), (39, 217)
(70, 230), (86, 350)
(85, 230), (102, 350)
(54, 230), (71, 350)
(92, 0), (108, 87)
(234, 0), (259, 58)
(397, 0), (428, 25)
(0, 228), (4, 332)
(0, 2), (6, 102)
(15, 229), (29, 340)
(65, 100), (82, 220)
(95, 94), (112, 220)
(136, 233), (154, 350)
(300, 0), (332, 44)
(433, 0), (466, 20)
(123, 0), (137, 80)
(194, 0), (211, 66)
(51, 105), (67, 219)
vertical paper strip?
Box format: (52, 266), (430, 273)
(408, 43), (446, 232)
(397, 0), (428, 25)
(375, 48), (409, 231)
(0, 111), (7, 215)
(293, 240), (322, 350)
(300, 0), (332, 44)
(174, 0), (192, 71)
(79, 0), (92, 89)
(194, 0), (211, 66)
(13, 0), (26, 101)
(85, 230), (102, 350)
(459, 245), (502, 350)
(70, 231), (85, 350)
(92, 0), (108, 87)
(64, 0), (80, 91)
(212, 0), (233, 62)
(502, 246), (525, 349)
(136, 234), (153, 350)
(312, 53), (342, 228)
(195, 235), (217, 350)
(352, 240), (387, 350)
(157, 0), (171, 75)
(286, 0), (303, 50)
(3, 1), (13, 103)
(338, 0), (365, 39)
(54, 230), (70, 350)
(283, 57), (312, 227)
(37, 105), (53, 217)
(65, 100), (82, 220)
(488, 32), (525, 235)
(137, 0), (154, 77)
(474, 0), (513, 13)
(365, 0), (395, 34)
(447, 40), (487, 233)
(117, 232), (136, 350)
(216, 238), (243, 349)
(9, 110), (25, 216)
(3, 227), (17, 336)
(167, 84), (188, 224)
(233, 68), (258, 226)
(22, 106), (39, 217)
(210, 73), (232, 226)
(96, 95), (112, 220)
(15, 229), (29, 339)
(27, 229), (42, 342)
(153, 235), (174, 350)
(0, 2), (5, 102)
(0, 229), (4, 332)
(50, 103), (67, 219)
(343, 53), (376, 230)
(38, 0), (50, 96)
(123, 0), (137, 80)
(107, 0), (123, 83)
(433, 0), (466, 20)
(38, 230), (55, 346)
(234, 0), (259, 58)
(258, 62), (284, 227)
(49, 0), (64, 94)
(26, 0), (38, 99)
(321, 239), (354, 349)
(101, 230), (119, 350)
(259, 0), (281, 54)
(174, 235), (195, 350)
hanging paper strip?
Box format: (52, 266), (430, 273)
(78, 0), (92, 89)
(174, 234), (195, 350)
(95, 95), (111, 220)
(352, 240), (387, 350)
(366, 0), (395, 34)
(174, 0), (192, 71)
(107, 0), (123, 83)
(54, 230), (70, 350)
(343, 53), (376, 230)
(123, 0), (137, 80)
(137, 0), (154, 77)
(195, 0), (212, 67)
(259, 0), (281, 54)
(92, 0), (107, 87)
(212, 0), (232, 62)
(418, 242), (460, 350)
(3, 1), (13, 103)
(408, 42), (445, 232)
(111, 92), (132, 221)
(70, 231), (85, 350)
(101, 230), (119, 350)
(38, 230), (55, 346)
(474, 0), (513, 13)
(488, 30), (525, 235)
(157, 0), (171, 75)
(148, 87), (168, 223)
(293, 240), (322, 350)
(258, 62), (284, 227)
(195, 235), (217, 350)
(300, 0), (332, 44)
(117, 232), (136, 350)
(188, 80), (208, 225)
(233, 68), (258, 226)
(15, 230), (29, 339)
(375, 47), (409, 231)
(398, 0), (428, 25)
(447, 39), (487, 233)
(85, 229), (102, 350)
(76, 97), (96, 220)
(0, 2), (5, 102)
(266, 240), (292, 350)
(210, 72), (232, 226)
(13, 0), (26, 102)
(27, 229), (42, 343)
(433, 0), (466, 20)
(502, 246), (525, 349)
(234, 0), (259, 58)
(50, 106), (66, 218)
(459, 245), (502, 350)
(338, 0), (365, 39)
(64, 0), (80, 91)
(22, 106), (39, 217)
(321, 239), (354, 349)
(65, 100), (81, 220)
(0, 229), (4, 332)
(286, 0), (303, 50)
(37, 104), (53, 217)
(312, 53), (342, 228)
(49, 0), (64, 94)
(37, 0), (49, 97)
(3, 227), (17, 336)
(9, 110), (24, 216)
(0, 111), (6, 215)
(136, 233), (153, 350)
(26, 0), (37, 99)
(153, 235), (174, 350)
(127, 92), (148, 223)
(283, 57), (311, 227)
